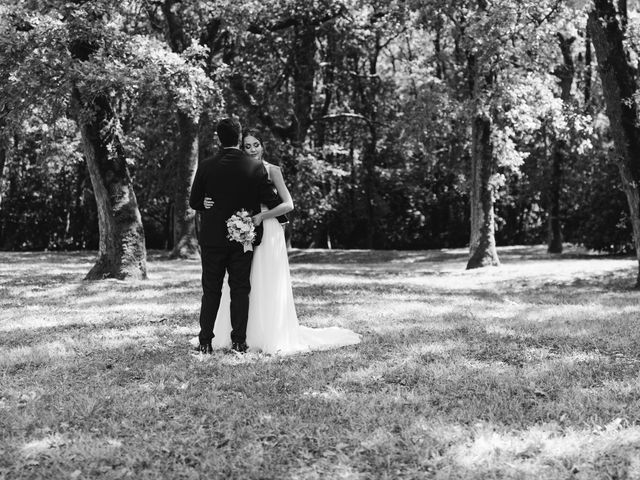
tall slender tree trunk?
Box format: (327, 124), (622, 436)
(72, 89), (147, 280)
(466, 42), (499, 269)
(363, 138), (377, 249)
(291, 24), (316, 147)
(584, 27), (592, 109)
(547, 144), (563, 253)
(165, 203), (174, 250)
(0, 119), (7, 215)
(160, 0), (201, 258)
(70, 160), (87, 248)
(0, 139), (6, 246)
(467, 114), (499, 269)
(0, 140), (6, 210)
(548, 33), (575, 254)
(588, 0), (640, 287)
(169, 112), (200, 258)
(360, 39), (383, 250)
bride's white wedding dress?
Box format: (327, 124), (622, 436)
(204, 202), (361, 355)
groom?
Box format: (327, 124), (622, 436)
(189, 117), (283, 354)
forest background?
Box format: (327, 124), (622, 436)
(2, 0), (640, 283)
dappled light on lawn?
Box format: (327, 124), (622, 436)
(0, 341), (74, 369)
(2, 247), (640, 478)
(0, 252), (201, 333)
(453, 423), (640, 478)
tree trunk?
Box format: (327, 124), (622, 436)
(0, 139), (6, 247)
(588, 0), (640, 287)
(291, 24), (316, 146)
(169, 111), (200, 259)
(158, 0), (201, 258)
(359, 39), (382, 250)
(584, 27), (592, 109)
(547, 142), (564, 253)
(70, 160), (87, 248)
(464, 4), (499, 269)
(0, 119), (7, 215)
(0, 140), (6, 209)
(363, 140), (377, 249)
(548, 33), (575, 254)
(72, 89), (147, 280)
(165, 202), (174, 250)
(467, 114), (500, 269)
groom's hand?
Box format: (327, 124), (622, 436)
(204, 197), (214, 209)
(252, 213), (263, 226)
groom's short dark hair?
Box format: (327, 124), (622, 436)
(216, 118), (241, 147)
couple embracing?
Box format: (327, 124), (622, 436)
(189, 118), (360, 355)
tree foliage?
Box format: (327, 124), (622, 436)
(0, 0), (637, 265)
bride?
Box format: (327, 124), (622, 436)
(197, 129), (361, 355)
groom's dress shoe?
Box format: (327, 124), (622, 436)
(198, 342), (213, 355)
(231, 342), (248, 354)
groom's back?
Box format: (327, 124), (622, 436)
(198, 148), (260, 247)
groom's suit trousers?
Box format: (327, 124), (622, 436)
(199, 245), (253, 344)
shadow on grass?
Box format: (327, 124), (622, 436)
(288, 244), (631, 265)
(3, 246), (640, 478)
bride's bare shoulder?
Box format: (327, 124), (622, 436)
(263, 161), (280, 170)
(263, 162), (282, 180)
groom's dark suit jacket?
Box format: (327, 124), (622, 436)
(189, 148), (285, 248)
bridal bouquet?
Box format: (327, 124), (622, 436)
(226, 209), (256, 252)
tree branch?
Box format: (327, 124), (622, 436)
(228, 74), (296, 141)
(247, 7), (346, 35)
(248, 17), (298, 35)
(311, 113), (390, 129)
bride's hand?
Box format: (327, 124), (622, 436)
(204, 197), (214, 209)
(252, 213), (263, 226)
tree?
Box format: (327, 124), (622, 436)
(66, 9), (148, 280)
(416, 1), (556, 268)
(588, 0), (640, 287)
(145, 0), (216, 259)
(3, 0), (637, 259)
(547, 33), (575, 254)
(322, 1), (410, 248)
(220, 1), (347, 147)
(2, 0), (222, 274)
(1, 3), (147, 278)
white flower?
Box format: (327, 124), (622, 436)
(227, 210), (255, 245)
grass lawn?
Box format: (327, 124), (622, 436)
(1, 245), (640, 479)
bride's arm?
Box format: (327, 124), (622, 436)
(253, 166), (294, 225)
